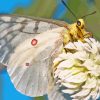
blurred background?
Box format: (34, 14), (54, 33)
(0, 0), (100, 100)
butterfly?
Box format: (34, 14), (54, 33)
(0, 0), (94, 100)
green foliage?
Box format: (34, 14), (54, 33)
(87, 0), (100, 40)
(15, 0), (57, 18)
(62, 0), (87, 21)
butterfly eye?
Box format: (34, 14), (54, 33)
(31, 39), (38, 46)
(77, 21), (81, 26)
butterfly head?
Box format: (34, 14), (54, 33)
(76, 19), (93, 39)
(76, 19), (85, 30)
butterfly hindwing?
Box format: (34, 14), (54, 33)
(48, 85), (67, 100)
(7, 27), (65, 96)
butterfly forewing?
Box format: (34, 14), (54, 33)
(0, 14), (68, 97)
(0, 14), (66, 66)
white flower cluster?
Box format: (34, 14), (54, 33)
(53, 38), (100, 100)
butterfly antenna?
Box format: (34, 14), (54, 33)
(61, 0), (77, 20)
(81, 11), (96, 18)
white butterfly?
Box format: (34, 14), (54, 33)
(0, 13), (92, 100)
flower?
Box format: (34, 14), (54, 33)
(53, 38), (100, 100)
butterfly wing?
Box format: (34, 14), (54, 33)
(48, 85), (67, 100)
(7, 27), (66, 97)
(0, 14), (67, 69)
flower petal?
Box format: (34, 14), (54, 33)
(91, 43), (98, 54)
(62, 82), (79, 88)
(74, 42), (84, 51)
(71, 89), (90, 97)
(65, 42), (76, 49)
(74, 51), (88, 61)
(59, 52), (73, 59)
(57, 59), (74, 68)
(83, 59), (94, 70)
(62, 88), (79, 94)
(64, 72), (87, 83)
(82, 77), (97, 89)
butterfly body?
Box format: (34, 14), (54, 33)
(63, 19), (92, 45)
